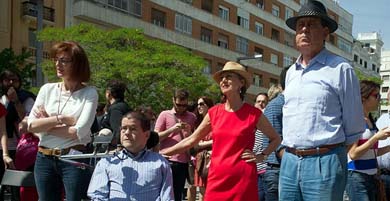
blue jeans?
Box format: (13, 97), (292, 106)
(257, 173), (265, 201)
(279, 146), (347, 201)
(346, 171), (377, 201)
(263, 168), (279, 201)
(34, 152), (90, 201)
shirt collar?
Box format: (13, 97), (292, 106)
(119, 148), (147, 160)
(294, 48), (328, 70)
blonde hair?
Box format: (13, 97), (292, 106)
(267, 84), (283, 101)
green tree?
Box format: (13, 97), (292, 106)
(38, 24), (220, 112)
(0, 48), (34, 88)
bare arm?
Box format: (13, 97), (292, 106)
(242, 115), (281, 163)
(348, 127), (390, 160)
(157, 122), (183, 141)
(1, 117), (14, 169)
(161, 114), (211, 156)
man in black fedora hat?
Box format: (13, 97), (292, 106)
(280, 1), (365, 200)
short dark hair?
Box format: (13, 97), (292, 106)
(50, 41), (90, 82)
(122, 111), (150, 132)
(280, 66), (289, 90)
(173, 88), (189, 101)
(255, 92), (268, 101)
(0, 69), (22, 94)
(107, 80), (127, 100)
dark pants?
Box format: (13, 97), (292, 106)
(263, 168), (280, 201)
(169, 161), (188, 201)
(34, 152), (91, 201)
(380, 173), (390, 201)
(346, 170), (377, 201)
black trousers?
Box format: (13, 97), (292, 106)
(169, 161), (188, 201)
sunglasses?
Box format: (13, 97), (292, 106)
(52, 57), (73, 65)
(369, 92), (380, 100)
(198, 102), (206, 106)
(175, 103), (188, 108)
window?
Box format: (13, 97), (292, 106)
(300, 0), (308, 5)
(201, 27), (212, 43)
(256, 0), (264, 9)
(372, 64), (376, 71)
(175, 13), (192, 35)
(270, 53), (278, 65)
(108, 0), (128, 11)
(236, 36), (248, 55)
(271, 28), (280, 42)
(337, 37), (352, 53)
(151, 8), (166, 27)
(217, 62), (224, 71)
(179, 0), (192, 4)
(218, 5), (229, 21)
(359, 59), (363, 65)
(254, 47), (263, 57)
(270, 78), (278, 86)
(354, 54), (358, 62)
(201, 0), (213, 13)
(253, 74), (263, 87)
(255, 22), (264, 35)
(283, 55), (294, 67)
(28, 28), (37, 47)
(272, 4), (280, 17)
(285, 31), (294, 47)
(383, 75), (390, 81)
(382, 87), (389, 93)
(129, 0), (142, 16)
(364, 61), (367, 68)
(237, 16), (249, 29)
(203, 60), (212, 74)
(285, 7), (293, 20)
(217, 34), (229, 49)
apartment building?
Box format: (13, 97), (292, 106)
(64, 0), (354, 101)
(380, 50), (390, 113)
(0, 0), (65, 61)
(352, 32), (382, 78)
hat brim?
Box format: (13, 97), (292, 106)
(213, 69), (252, 89)
(286, 15), (338, 33)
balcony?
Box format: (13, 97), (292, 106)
(22, 1), (55, 25)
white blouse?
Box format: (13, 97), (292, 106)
(28, 82), (98, 149)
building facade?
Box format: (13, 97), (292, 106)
(380, 50), (390, 113)
(352, 32), (382, 79)
(0, 0), (65, 61)
(65, 0), (354, 101)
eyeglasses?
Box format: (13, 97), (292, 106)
(198, 102), (206, 106)
(52, 57), (72, 65)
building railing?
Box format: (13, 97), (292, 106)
(22, 1), (55, 22)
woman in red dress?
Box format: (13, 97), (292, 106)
(162, 61), (281, 201)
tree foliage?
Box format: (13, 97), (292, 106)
(0, 48), (34, 88)
(38, 24), (220, 113)
(354, 68), (382, 84)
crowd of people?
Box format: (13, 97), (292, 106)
(2, 1), (390, 201)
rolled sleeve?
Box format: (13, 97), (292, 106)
(340, 66), (365, 145)
(73, 88), (98, 141)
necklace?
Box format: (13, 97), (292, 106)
(57, 83), (73, 115)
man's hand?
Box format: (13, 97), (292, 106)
(6, 87), (19, 103)
(3, 155), (15, 169)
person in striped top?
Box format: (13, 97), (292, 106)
(346, 80), (390, 200)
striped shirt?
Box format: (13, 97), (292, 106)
(347, 127), (378, 175)
(253, 130), (267, 173)
(87, 149), (174, 201)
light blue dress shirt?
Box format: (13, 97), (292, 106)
(87, 149), (174, 201)
(282, 48), (365, 148)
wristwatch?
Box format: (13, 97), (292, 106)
(260, 152), (269, 160)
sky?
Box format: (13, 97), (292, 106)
(338, 0), (390, 50)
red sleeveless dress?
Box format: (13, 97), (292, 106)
(205, 103), (261, 201)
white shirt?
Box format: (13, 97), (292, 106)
(375, 113), (390, 169)
(28, 83), (98, 149)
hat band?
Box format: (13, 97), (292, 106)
(298, 10), (327, 17)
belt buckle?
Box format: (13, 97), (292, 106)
(52, 148), (63, 157)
